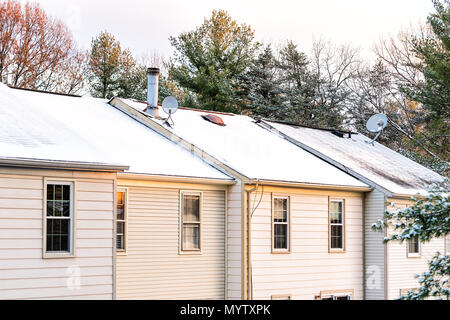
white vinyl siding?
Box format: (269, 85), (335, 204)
(0, 170), (115, 300)
(364, 189), (387, 300)
(227, 181), (243, 300)
(116, 182), (226, 299)
(250, 187), (364, 300)
(446, 235), (450, 255)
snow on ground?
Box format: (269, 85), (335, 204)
(0, 84), (231, 180)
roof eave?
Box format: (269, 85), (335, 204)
(118, 172), (236, 185)
(0, 157), (129, 172)
(248, 179), (373, 192)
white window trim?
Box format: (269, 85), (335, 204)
(319, 289), (354, 300)
(179, 190), (203, 255)
(43, 178), (76, 259)
(116, 187), (128, 255)
(272, 195), (291, 253)
(407, 236), (421, 258)
(271, 294), (292, 300)
(329, 198), (345, 252)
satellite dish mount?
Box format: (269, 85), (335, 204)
(161, 96), (178, 127)
(365, 113), (388, 146)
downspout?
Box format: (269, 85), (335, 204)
(245, 182), (259, 300)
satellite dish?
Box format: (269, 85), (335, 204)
(366, 113), (388, 145)
(161, 96), (178, 127)
(162, 96), (178, 115)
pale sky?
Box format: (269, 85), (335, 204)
(21, 0), (435, 61)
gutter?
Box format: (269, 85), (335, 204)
(0, 157), (129, 172)
(249, 179), (373, 192)
(118, 172), (236, 185)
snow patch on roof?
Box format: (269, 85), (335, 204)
(121, 98), (368, 188)
(265, 120), (444, 196)
(0, 84), (231, 180)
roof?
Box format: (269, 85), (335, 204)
(261, 119), (444, 196)
(119, 99), (369, 189)
(0, 84), (231, 180)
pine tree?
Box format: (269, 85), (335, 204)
(169, 9), (259, 112)
(236, 45), (284, 118)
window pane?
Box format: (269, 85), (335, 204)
(46, 218), (70, 252)
(47, 184), (54, 201)
(183, 195), (200, 222)
(336, 295), (351, 300)
(183, 224), (200, 250)
(274, 198), (287, 222)
(330, 201), (343, 214)
(274, 224), (288, 249)
(63, 185), (70, 200)
(331, 225), (343, 249)
(117, 191), (124, 205)
(62, 201), (70, 217)
(330, 211), (342, 224)
(55, 185), (62, 201)
(117, 221), (124, 234)
(116, 234), (124, 250)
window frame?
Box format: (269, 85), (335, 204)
(329, 198), (345, 253)
(407, 235), (421, 258)
(271, 195), (291, 254)
(43, 178), (76, 259)
(179, 190), (203, 255)
(116, 187), (128, 254)
(318, 289), (354, 300)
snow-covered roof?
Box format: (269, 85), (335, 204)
(119, 99), (368, 189)
(262, 120), (444, 196)
(0, 84), (231, 180)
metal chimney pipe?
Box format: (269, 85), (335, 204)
(146, 67), (160, 118)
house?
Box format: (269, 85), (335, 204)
(255, 119), (446, 299)
(0, 82), (233, 299)
(109, 68), (374, 300)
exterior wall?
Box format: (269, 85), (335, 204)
(0, 168), (115, 300)
(227, 180), (243, 299)
(364, 189), (387, 300)
(116, 179), (226, 299)
(248, 186), (364, 300)
(386, 198), (446, 300)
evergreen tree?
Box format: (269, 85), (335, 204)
(236, 45), (284, 118)
(405, 0), (449, 163)
(169, 9), (259, 112)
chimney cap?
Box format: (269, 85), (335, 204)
(147, 67), (160, 75)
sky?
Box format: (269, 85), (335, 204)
(20, 0), (435, 61)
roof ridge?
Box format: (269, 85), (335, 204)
(8, 85), (81, 98)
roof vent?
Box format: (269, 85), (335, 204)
(201, 114), (225, 126)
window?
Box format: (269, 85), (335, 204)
(271, 294), (292, 300)
(273, 196), (290, 252)
(116, 189), (127, 251)
(329, 199), (344, 251)
(45, 181), (74, 255)
(407, 236), (420, 257)
(320, 293), (352, 300)
(181, 192), (201, 252)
